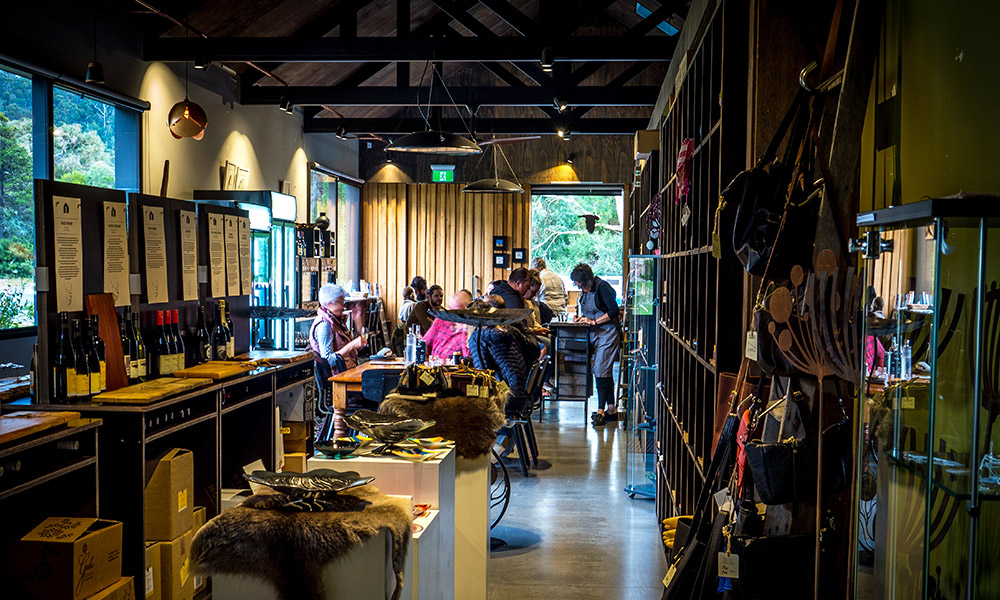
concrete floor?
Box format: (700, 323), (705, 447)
(488, 398), (667, 600)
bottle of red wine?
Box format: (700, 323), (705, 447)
(52, 312), (75, 404)
(130, 311), (147, 383)
(163, 309), (177, 375)
(221, 299), (235, 359)
(213, 303), (229, 360)
(155, 310), (170, 378)
(120, 307), (132, 381)
(91, 315), (106, 393)
(195, 306), (211, 364)
(81, 318), (101, 398)
(172, 309), (186, 372)
(71, 319), (89, 401)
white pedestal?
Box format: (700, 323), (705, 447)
(210, 529), (393, 600)
(403, 510), (443, 600)
(455, 455), (489, 600)
(309, 450), (456, 598)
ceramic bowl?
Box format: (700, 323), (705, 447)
(315, 439), (362, 459)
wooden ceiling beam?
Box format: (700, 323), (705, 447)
(147, 36), (672, 63)
(476, 0), (538, 37)
(242, 86), (661, 106)
(304, 117), (650, 135)
(628, 1), (683, 37)
(567, 62), (658, 120)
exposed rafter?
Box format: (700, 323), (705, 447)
(304, 117), (650, 135)
(144, 36), (674, 63)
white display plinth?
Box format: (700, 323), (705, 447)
(403, 510), (443, 600)
(210, 529), (393, 600)
(455, 454), (490, 600)
(309, 449), (456, 598)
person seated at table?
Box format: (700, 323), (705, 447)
(491, 268), (531, 309)
(422, 290), (474, 362)
(522, 270), (551, 351)
(410, 275), (428, 302)
(310, 283), (369, 374)
(469, 298), (540, 414)
(404, 284), (444, 335)
(398, 286), (418, 323)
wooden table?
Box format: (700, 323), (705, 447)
(546, 321), (593, 419)
(329, 358), (406, 438)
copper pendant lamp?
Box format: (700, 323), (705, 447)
(168, 22), (208, 140)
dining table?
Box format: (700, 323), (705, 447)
(328, 357), (407, 438)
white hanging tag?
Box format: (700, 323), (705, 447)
(718, 552), (740, 578)
(745, 331), (758, 361)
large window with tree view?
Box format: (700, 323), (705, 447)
(530, 192), (624, 298)
(0, 64), (138, 332)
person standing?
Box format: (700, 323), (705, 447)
(570, 263), (621, 426)
(310, 283), (368, 372)
(531, 257), (568, 314)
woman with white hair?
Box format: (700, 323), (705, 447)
(309, 283), (368, 372)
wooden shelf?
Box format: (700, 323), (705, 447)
(0, 456), (97, 502)
(660, 323), (717, 374)
(662, 245), (714, 259)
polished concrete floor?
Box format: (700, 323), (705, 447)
(488, 398), (667, 599)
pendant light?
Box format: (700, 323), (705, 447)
(386, 63), (481, 156)
(167, 21), (208, 140)
(85, 4), (104, 84)
(462, 141), (523, 194)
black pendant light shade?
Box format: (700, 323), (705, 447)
(386, 130), (482, 155)
(85, 62), (105, 85)
(167, 99), (208, 140)
(462, 177), (524, 194)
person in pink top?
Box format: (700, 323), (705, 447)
(422, 290), (474, 361)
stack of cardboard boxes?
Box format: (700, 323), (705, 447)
(13, 516), (133, 600)
(143, 448), (207, 600)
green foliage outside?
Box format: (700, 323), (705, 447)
(529, 194), (623, 278)
(0, 69), (118, 328)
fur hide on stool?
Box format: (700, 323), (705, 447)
(379, 390), (508, 459)
(191, 485), (412, 600)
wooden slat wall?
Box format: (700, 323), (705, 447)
(361, 183), (532, 325)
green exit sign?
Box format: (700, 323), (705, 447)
(431, 164), (455, 182)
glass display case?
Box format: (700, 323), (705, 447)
(852, 197), (1000, 600)
(624, 255), (663, 498)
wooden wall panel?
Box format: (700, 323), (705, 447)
(360, 183), (530, 325)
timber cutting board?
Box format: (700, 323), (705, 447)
(0, 411), (81, 445)
(93, 377), (213, 404)
(236, 350), (314, 364)
(85, 293), (128, 391)
(172, 361), (255, 380)
(0, 376), (31, 402)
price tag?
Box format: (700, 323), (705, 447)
(680, 204), (692, 227)
(713, 486), (733, 512)
(466, 384), (480, 397)
(420, 371), (434, 385)
(718, 552), (740, 578)
(481, 385), (489, 398)
(497, 381), (510, 397)
(901, 396), (915, 409)
(745, 331), (758, 361)
(663, 563), (677, 587)
(177, 489), (188, 512)
(145, 567), (154, 596)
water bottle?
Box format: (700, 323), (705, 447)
(900, 339), (912, 380)
(405, 326), (418, 365)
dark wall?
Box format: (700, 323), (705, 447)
(360, 134), (634, 185)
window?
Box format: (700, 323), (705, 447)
(308, 164), (361, 291)
(530, 190), (625, 296)
(53, 87), (116, 188)
(0, 67), (35, 329)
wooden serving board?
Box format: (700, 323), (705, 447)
(172, 361), (255, 380)
(85, 293), (128, 391)
(93, 377), (213, 404)
(0, 376), (31, 402)
(236, 350), (314, 364)
(0, 411), (81, 445)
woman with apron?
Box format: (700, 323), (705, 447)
(570, 263), (621, 426)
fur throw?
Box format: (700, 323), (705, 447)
(191, 485), (412, 600)
(379, 390), (508, 458)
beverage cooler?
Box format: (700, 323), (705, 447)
(193, 190), (301, 350)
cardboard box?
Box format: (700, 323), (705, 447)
(145, 449), (194, 541)
(284, 452), (308, 473)
(191, 507), (206, 536)
(16, 517), (123, 600)
(156, 530), (193, 600)
(88, 577), (135, 600)
(282, 421), (310, 454)
(144, 542), (161, 600)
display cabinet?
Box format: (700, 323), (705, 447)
(852, 197), (1000, 600)
(624, 256), (663, 498)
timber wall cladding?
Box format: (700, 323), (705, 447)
(361, 183), (531, 324)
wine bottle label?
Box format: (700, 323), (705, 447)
(137, 358), (147, 377)
(216, 344), (228, 360)
(130, 359), (139, 378)
(159, 355), (171, 375)
(227, 339), (235, 359)
(123, 354), (131, 378)
(201, 343), (211, 363)
(89, 372), (101, 394)
(75, 373), (88, 396)
(99, 361), (106, 391)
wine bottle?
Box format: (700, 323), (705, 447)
(130, 311), (147, 382)
(52, 312), (75, 403)
(221, 300), (235, 359)
(91, 315), (106, 393)
(195, 306), (211, 364)
(155, 311), (171, 377)
(120, 307), (132, 381)
(82, 318), (101, 397)
(213, 303), (228, 360)
(71, 319), (89, 401)
(163, 309), (177, 375)
(172, 309), (186, 372)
